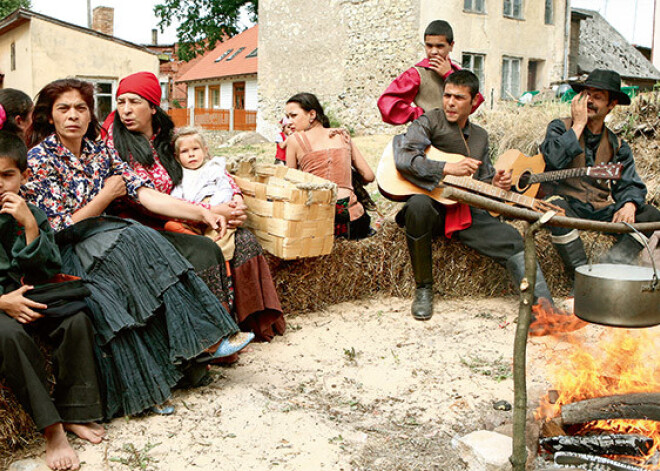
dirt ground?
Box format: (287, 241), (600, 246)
(9, 294), (630, 471)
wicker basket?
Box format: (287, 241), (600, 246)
(233, 162), (337, 259)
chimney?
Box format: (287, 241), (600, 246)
(152, 29), (158, 45)
(92, 6), (114, 36)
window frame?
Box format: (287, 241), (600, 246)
(464, 0), (486, 14)
(461, 52), (486, 93)
(501, 56), (522, 100)
(503, 0), (524, 19)
(544, 0), (554, 24)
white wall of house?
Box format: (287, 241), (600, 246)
(220, 82), (232, 109)
(245, 79), (258, 110)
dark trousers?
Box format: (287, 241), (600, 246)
(548, 196), (660, 243)
(0, 311), (103, 430)
(397, 194), (524, 265)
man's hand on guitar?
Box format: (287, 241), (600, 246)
(612, 202), (636, 224)
(444, 158), (481, 177)
(492, 169), (513, 191)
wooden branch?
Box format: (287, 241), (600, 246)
(441, 187), (660, 233)
(541, 434), (653, 457)
(561, 393), (660, 425)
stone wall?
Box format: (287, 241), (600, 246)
(257, 0), (419, 138)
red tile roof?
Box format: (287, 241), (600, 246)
(177, 25), (258, 82)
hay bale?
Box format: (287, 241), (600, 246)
(267, 217), (616, 314)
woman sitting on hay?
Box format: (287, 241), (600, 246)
(285, 92), (376, 240)
(103, 72), (285, 343)
(23, 78), (253, 421)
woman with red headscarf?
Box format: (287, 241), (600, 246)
(103, 72), (285, 342)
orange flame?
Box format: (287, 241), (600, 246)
(528, 299), (588, 337)
(536, 329), (660, 466)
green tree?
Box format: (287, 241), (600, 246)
(0, 0), (31, 19)
(154, 0), (257, 61)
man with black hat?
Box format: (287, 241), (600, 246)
(540, 69), (660, 274)
(377, 19), (484, 125)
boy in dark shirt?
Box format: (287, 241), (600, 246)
(0, 130), (104, 470)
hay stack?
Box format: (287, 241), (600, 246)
(268, 217), (617, 314)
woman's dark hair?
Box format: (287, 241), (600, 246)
(112, 104), (180, 185)
(0, 88), (33, 137)
(286, 93), (330, 128)
(0, 130), (28, 171)
(29, 79), (100, 147)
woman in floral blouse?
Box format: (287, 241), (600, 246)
(103, 72), (285, 342)
(23, 78), (253, 418)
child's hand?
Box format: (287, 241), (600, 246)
(201, 209), (228, 239)
(0, 286), (46, 324)
(0, 192), (36, 228)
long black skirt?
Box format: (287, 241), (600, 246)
(57, 217), (239, 418)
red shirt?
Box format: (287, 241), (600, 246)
(377, 58), (485, 125)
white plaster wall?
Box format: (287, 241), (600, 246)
(220, 82), (232, 109)
(245, 79), (258, 110)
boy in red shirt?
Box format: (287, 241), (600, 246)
(377, 20), (484, 125)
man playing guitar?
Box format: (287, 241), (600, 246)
(393, 70), (553, 321)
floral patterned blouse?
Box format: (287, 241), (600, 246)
(23, 134), (151, 231)
(104, 122), (241, 199)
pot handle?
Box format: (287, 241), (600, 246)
(623, 222), (658, 291)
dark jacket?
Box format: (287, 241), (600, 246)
(0, 204), (61, 295)
(393, 108), (493, 192)
(540, 118), (647, 211)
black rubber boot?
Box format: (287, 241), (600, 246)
(553, 237), (588, 276)
(406, 232), (434, 321)
(602, 235), (644, 264)
(506, 251), (554, 305)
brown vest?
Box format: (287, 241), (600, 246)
(555, 118), (620, 210)
(414, 67), (445, 112)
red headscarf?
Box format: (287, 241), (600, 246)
(116, 71), (161, 106)
(102, 71), (162, 137)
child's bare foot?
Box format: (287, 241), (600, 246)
(64, 422), (106, 444)
(44, 423), (80, 470)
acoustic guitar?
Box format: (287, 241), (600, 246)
(494, 150), (623, 199)
(376, 139), (565, 215)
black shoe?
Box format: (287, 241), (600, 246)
(411, 286), (434, 321)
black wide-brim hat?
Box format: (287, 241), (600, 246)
(569, 69), (631, 105)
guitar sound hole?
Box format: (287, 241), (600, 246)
(517, 171), (531, 191)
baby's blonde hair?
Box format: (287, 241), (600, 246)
(172, 126), (209, 160)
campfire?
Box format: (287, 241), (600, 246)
(535, 328), (660, 469)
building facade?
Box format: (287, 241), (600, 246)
(176, 26), (258, 131)
(0, 9), (159, 122)
(258, 0), (569, 136)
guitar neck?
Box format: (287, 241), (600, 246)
(527, 167), (588, 184)
(443, 175), (540, 210)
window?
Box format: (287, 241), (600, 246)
(195, 87), (205, 108)
(501, 57), (521, 100)
(79, 79), (115, 121)
(545, 0), (553, 24)
(503, 0), (523, 19)
(245, 48), (258, 58)
(10, 42), (16, 71)
(209, 86), (220, 108)
(214, 49), (233, 62)
(464, 0), (485, 13)
(462, 53), (486, 92)
(226, 47), (245, 61)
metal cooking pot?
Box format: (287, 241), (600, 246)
(574, 263), (659, 328)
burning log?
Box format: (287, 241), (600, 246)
(554, 451), (647, 471)
(561, 393), (660, 425)
(540, 434), (653, 457)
